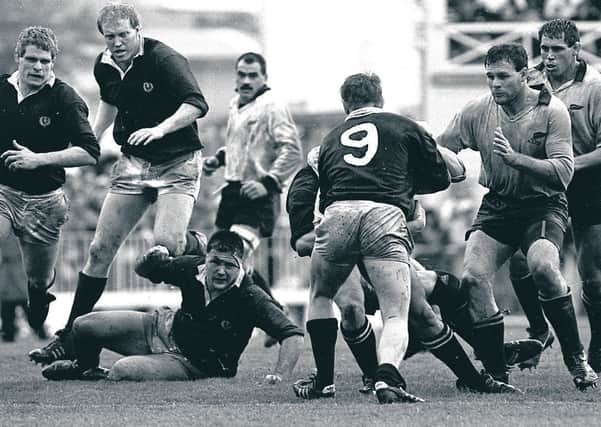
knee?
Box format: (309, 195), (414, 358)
(28, 277), (50, 291)
(155, 232), (186, 256)
(529, 261), (559, 291)
(461, 271), (484, 293)
(71, 313), (98, 338)
(88, 239), (114, 266)
(108, 358), (144, 381)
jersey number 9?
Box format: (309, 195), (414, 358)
(340, 123), (379, 166)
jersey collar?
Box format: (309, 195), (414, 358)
(345, 106), (383, 121)
(8, 71), (56, 103)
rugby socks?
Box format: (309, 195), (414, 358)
(582, 290), (601, 355)
(471, 311), (507, 379)
(374, 363), (406, 390)
(307, 318), (338, 389)
(511, 274), (549, 337)
(540, 291), (585, 360)
(429, 272), (474, 346)
(65, 272), (107, 330)
(421, 324), (481, 386)
(341, 317), (378, 379)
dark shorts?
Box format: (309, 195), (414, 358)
(567, 170), (601, 227)
(467, 191), (568, 253)
(215, 182), (281, 238)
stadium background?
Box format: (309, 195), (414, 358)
(2, 0), (601, 330)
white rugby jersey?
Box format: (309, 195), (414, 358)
(223, 89), (302, 190)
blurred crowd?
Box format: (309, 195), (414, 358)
(448, 0), (601, 22)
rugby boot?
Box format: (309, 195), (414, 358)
(456, 370), (523, 394)
(27, 283), (56, 330)
(518, 327), (555, 370)
(42, 360), (108, 381)
(293, 373), (336, 399)
(564, 350), (599, 391)
(28, 328), (75, 365)
(375, 381), (424, 404)
(504, 338), (544, 368)
(359, 375), (375, 394)
(588, 345), (601, 373)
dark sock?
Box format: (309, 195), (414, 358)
(65, 272), (107, 330)
(422, 324), (481, 386)
(375, 363), (406, 390)
(1, 300), (17, 337)
(511, 274), (548, 335)
(472, 311), (506, 378)
(307, 318), (338, 388)
(583, 290), (601, 351)
(71, 325), (101, 369)
(341, 317), (378, 379)
(540, 291), (584, 359)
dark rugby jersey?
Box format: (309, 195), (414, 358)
(136, 254), (303, 377)
(318, 108), (450, 215)
(93, 38), (208, 164)
(286, 165), (319, 249)
(0, 75), (99, 194)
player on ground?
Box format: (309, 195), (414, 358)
(0, 27), (99, 332)
(293, 72), (451, 404)
(438, 43), (598, 390)
(29, 3), (208, 365)
(41, 230), (303, 382)
(508, 19), (601, 374)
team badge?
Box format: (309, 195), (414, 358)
(143, 81), (154, 93)
(220, 320), (232, 331)
(39, 116), (51, 127)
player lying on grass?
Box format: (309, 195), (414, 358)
(41, 230), (304, 382)
(288, 147), (541, 398)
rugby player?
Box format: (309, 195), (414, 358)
(438, 43), (598, 390)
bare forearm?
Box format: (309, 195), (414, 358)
(574, 149), (601, 172)
(509, 153), (571, 189)
(36, 146), (97, 167)
(156, 103), (204, 136)
(272, 335), (303, 378)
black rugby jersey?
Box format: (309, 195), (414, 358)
(93, 38), (208, 164)
(318, 108), (450, 215)
(0, 75), (99, 194)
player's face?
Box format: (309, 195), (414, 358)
(101, 18), (140, 69)
(485, 60), (525, 106)
(205, 251), (241, 294)
(540, 35), (578, 80)
(17, 45), (54, 92)
(236, 61), (266, 105)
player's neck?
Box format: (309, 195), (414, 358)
(547, 61), (578, 89)
(502, 87), (535, 118)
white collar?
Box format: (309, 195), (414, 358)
(100, 33), (144, 79)
(345, 106), (383, 121)
(8, 71), (56, 103)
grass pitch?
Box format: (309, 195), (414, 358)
(1, 316), (600, 427)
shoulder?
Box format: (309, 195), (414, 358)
(547, 94), (569, 113)
(145, 38), (186, 64)
(52, 79), (87, 106)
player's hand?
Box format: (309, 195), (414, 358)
(493, 127), (519, 166)
(134, 245), (170, 283)
(264, 373), (282, 384)
(202, 156), (221, 176)
(0, 140), (42, 171)
(127, 126), (165, 146)
(240, 180), (268, 200)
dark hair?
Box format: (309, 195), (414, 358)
(15, 26), (59, 59)
(236, 52), (267, 76)
(484, 44), (528, 71)
(340, 73), (384, 110)
(538, 19), (580, 47)
(207, 230), (244, 258)
(97, 3), (141, 35)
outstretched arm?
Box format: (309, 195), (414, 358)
(265, 335), (303, 383)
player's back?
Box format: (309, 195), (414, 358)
(318, 107), (444, 215)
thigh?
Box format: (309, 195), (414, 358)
(463, 230), (514, 280)
(334, 267), (365, 309)
(18, 240), (59, 284)
(310, 249), (354, 299)
(91, 192), (150, 254)
(572, 223), (601, 282)
(154, 192), (195, 253)
(74, 310), (151, 355)
(362, 259), (411, 319)
(108, 353), (195, 381)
